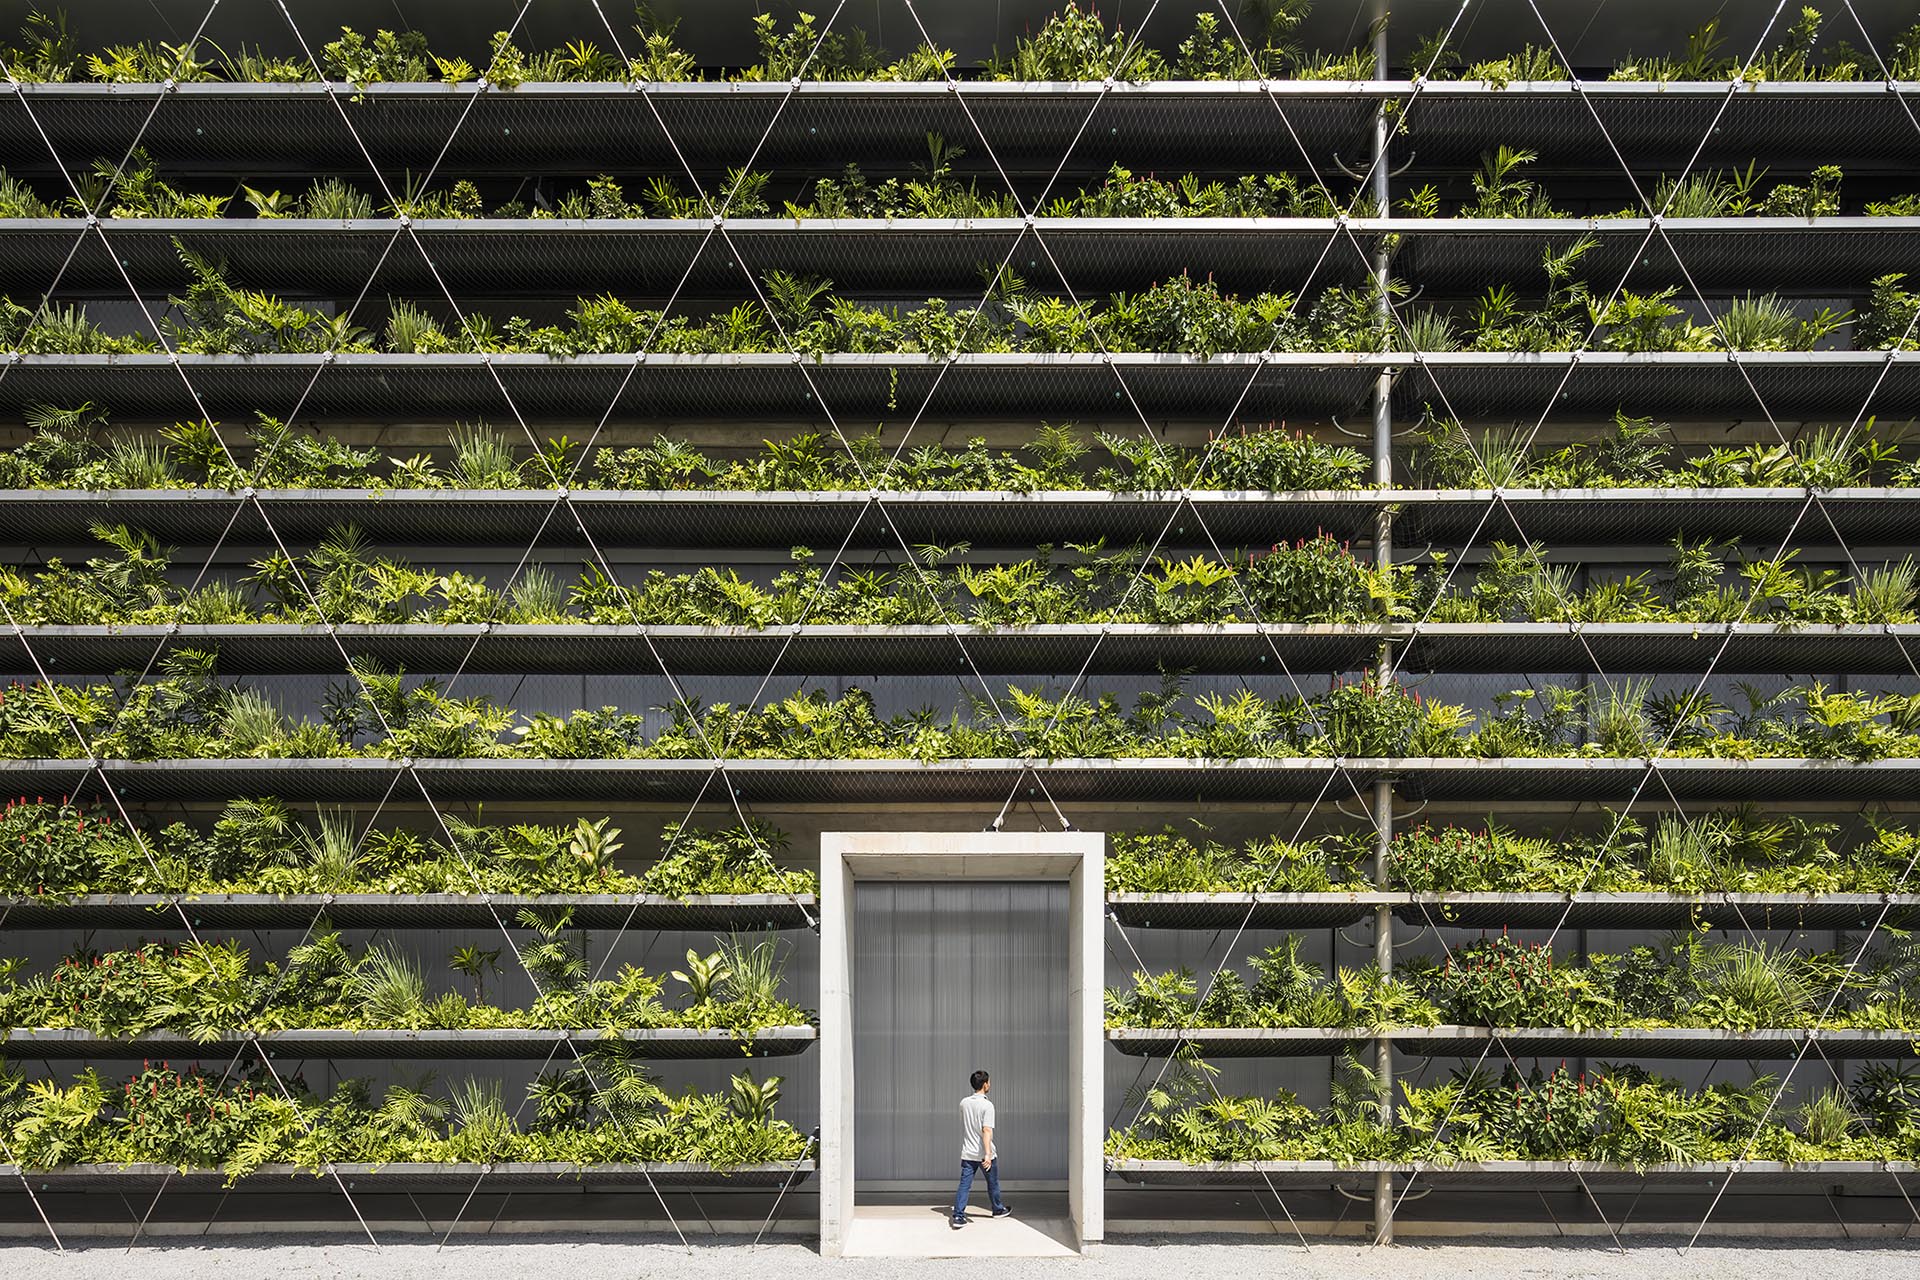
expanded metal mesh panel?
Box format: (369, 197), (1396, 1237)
(1404, 84), (1920, 173)
(1400, 624), (1920, 676)
(1398, 893), (1918, 931)
(0, 1162), (814, 1191)
(0, 624), (1385, 677)
(1393, 352), (1917, 421)
(1402, 1028), (1816, 1060)
(1108, 1159), (1379, 1188)
(0, 893), (816, 930)
(0, 353), (1904, 423)
(1110, 1159), (1920, 1193)
(12, 83), (1912, 176)
(1106, 893), (1387, 929)
(1109, 1028), (1366, 1057)
(9, 757), (1917, 803)
(1385, 489), (1914, 547)
(1109, 1027), (1917, 1061)
(0, 1027), (814, 1060)
(1394, 757), (1920, 802)
(1389, 220), (1920, 297)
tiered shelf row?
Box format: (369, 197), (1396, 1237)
(4, 217), (1912, 295)
(0, 352), (1907, 420)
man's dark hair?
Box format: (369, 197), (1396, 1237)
(970, 1070), (990, 1092)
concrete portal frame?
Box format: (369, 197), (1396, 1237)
(818, 831), (1105, 1257)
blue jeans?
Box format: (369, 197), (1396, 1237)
(952, 1158), (1004, 1221)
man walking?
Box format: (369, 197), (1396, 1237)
(951, 1069), (1012, 1228)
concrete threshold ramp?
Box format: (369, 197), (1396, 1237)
(841, 1204), (1080, 1257)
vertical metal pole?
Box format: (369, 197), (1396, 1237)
(1369, 11), (1397, 1249)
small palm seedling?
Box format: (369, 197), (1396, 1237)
(449, 946), (502, 1004)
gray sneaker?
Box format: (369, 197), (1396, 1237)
(950, 1217), (967, 1229)
(992, 1205), (1013, 1218)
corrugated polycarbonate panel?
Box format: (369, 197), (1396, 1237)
(855, 881), (1069, 1183)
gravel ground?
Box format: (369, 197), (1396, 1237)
(5, 1236), (1920, 1280)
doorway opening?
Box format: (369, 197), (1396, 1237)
(852, 881), (1070, 1189)
(818, 832), (1103, 1258)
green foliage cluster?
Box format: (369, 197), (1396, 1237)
(1107, 1057), (1920, 1165)
(1601, 10), (1919, 83)
(1106, 940), (1436, 1031)
(0, 929), (808, 1037)
(10, 6), (1913, 86)
(0, 796), (812, 899)
(1415, 410), (1920, 489)
(0, 1057), (805, 1176)
(1, 525), (1402, 627)
(6, 657), (1920, 764)
(1104, 828), (1370, 893)
(7, 521), (1919, 638)
(1114, 812), (1920, 897)
(0, 411), (1370, 494)
(1400, 152), (1904, 220)
(1107, 931), (1920, 1032)
(6, 407), (1916, 496)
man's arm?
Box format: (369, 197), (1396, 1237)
(982, 1123), (994, 1168)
